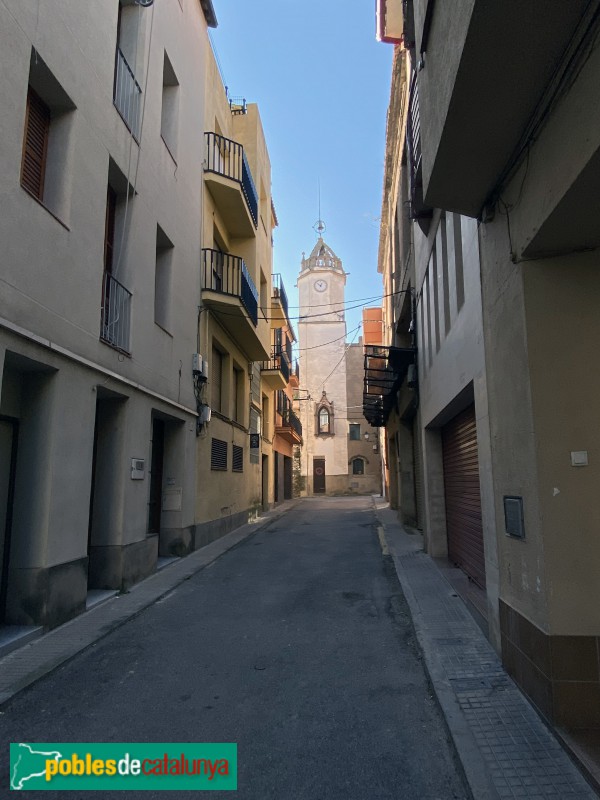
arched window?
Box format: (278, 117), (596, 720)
(318, 407), (330, 434)
(352, 458), (365, 475)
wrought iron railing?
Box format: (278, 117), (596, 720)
(261, 348), (290, 383)
(204, 132), (258, 228)
(101, 271), (132, 353)
(201, 249), (258, 326)
(407, 71), (422, 193)
(272, 273), (289, 318)
(114, 48), (142, 139)
(284, 409), (303, 438)
(275, 391), (302, 437)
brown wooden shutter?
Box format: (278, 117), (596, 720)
(442, 405), (486, 588)
(104, 187), (117, 274)
(21, 88), (50, 200)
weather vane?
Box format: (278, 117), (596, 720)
(313, 180), (326, 236)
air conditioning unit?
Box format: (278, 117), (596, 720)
(198, 405), (211, 424)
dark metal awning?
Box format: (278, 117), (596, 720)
(363, 345), (416, 427)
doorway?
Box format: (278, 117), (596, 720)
(148, 418), (165, 534)
(0, 417), (18, 624)
(262, 454), (269, 511)
(313, 457), (326, 494)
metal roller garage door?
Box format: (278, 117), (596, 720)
(442, 405), (486, 588)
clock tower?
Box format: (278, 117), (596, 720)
(297, 229), (349, 495)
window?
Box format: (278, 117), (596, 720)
(352, 458), (365, 475)
(211, 346), (223, 413)
(155, 225), (174, 333)
(21, 88), (50, 201)
(21, 51), (76, 222)
(104, 187), (117, 274)
(160, 51), (180, 159)
(233, 366), (244, 424)
(114, 1), (143, 137)
(232, 444), (244, 473)
(262, 396), (270, 440)
(211, 438), (227, 470)
(101, 183), (132, 352)
(349, 423), (361, 441)
(318, 408), (330, 434)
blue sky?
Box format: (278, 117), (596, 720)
(210, 1), (393, 339)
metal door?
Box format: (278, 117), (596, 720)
(442, 405), (485, 588)
(0, 417), (18, 623)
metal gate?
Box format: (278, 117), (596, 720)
(313, 458), (326, 494)
(442, 405), (485, 588)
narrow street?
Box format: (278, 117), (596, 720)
(0, 497), (468, 799)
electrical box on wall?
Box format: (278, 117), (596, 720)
(503, 495), (525, 539)
(131, 458), (145, 480)
(198, 405), (211, 424)
(193, 354), (208, 379)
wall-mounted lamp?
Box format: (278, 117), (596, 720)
(364, 432), (370, 441)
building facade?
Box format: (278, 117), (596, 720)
(373, 0), (600, 733)
(0, 0), (218, 632)
(298, 235), (380, 495)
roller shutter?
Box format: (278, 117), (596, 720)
(442, 405), (486, 588)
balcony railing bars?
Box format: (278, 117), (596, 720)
(272, 273), (289, 318)
(201, 249), (259, 326)
(114, 48), (142, 139)
(204, 132), (258, 228)
(101, 271), (132, 353)
(275, 391), (303, 437)
(261, 348), (290, 383)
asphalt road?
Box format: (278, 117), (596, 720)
(0, 496), (469, 799)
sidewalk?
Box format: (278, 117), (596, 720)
(0, 500), (298, 707)
(373, 496), (598, 800)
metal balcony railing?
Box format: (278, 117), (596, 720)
(204, 132), (258, 228)
(101, 271), (132, 353)
(114, 48), (142, 139)
(261, 348), (290, 383)
(201, 249), (259, 326)
(284, 409), (303, 438)
(272, 273), (289, 318)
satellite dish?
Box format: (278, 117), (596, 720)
(135, 0), (154, 6)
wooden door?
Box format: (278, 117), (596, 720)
(313, 458), (326, 494)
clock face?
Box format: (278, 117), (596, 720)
(314, 279), (328, 293)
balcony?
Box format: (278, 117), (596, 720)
(276, 408), (303, 445)
(271, 273), (289, 319)
(204, 132), (258, 236)
(201, 249), (269, 361)
(113, 48), (142, 139)
(260, 347), (290, 391)
(363, 345), (415, 427)
(410, 0), (591, 217)
(275, 390), (302, 444)
(100, 271), (131, 354)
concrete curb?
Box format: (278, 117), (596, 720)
(0, 500), (299, 707)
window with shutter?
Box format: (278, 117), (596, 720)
(211, 346), (222, 413)
(104, 187), (117, 274)
(21, 88), (50, 201)
(210, 438), (227, 471)
(232, 444), (243, 473)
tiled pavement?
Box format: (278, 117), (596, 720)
(0, 500), (298, 707)
(374, 497), (599, 800)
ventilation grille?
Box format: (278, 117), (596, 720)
(232, 444), (244, 473)
(211, 438), (227, 471)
